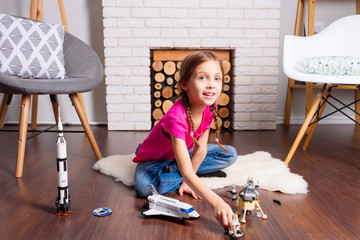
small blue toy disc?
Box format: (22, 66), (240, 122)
(92, 207), (112, 217)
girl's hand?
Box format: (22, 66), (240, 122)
(178, 181), (202, 199)
(214, 201), (234, 231)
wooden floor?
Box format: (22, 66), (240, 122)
(0, 124), (359, 240)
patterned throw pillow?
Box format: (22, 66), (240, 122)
(298, 56), (360, 76)
(0, 14), (66, 79)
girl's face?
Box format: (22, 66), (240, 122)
(181, 60), (223, 108)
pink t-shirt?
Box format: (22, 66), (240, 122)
(133, 99), (214, 163)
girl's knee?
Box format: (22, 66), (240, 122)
(134, 182), (152, 197)
(134, 162), (161, 197)
(226, 145), (238, 164)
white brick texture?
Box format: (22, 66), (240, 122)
(103, 0), (280, 130)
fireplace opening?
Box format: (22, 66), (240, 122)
(150, 49), (233, 130)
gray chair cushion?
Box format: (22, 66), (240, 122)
(0, 32), (103, 94)
(0, 14), (66, 79)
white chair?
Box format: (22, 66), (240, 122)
(283, 14), (360, 164)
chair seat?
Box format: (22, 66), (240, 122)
(284, 67), (360, 85)
(0, 73), (99, 94)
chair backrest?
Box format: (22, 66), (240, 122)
(63, 32), (103, 82)
(283, 15), (360, 84)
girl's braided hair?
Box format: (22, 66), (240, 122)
(177, 51), (228, 152)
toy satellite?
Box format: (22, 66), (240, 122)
(235, 178), (267, 223)
(55, 107), (71, 215)
(142, 184), (200, 220)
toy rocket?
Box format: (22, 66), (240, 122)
(55, 107), (71, 215)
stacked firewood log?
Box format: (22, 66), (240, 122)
(151, 51), (232, 129)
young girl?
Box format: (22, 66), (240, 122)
(133, 51), (237, 230)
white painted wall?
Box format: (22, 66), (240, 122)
(1, 0), (357, 126)
(0, 0), (107, 125)
(103, 0), (280, 131)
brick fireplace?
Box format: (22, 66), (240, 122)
(103, 0), (280, 130)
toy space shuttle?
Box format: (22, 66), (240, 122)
(55, 107), (71, 215)
(142, 184), (200, 220)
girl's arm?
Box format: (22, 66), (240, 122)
(178, 129), (209, 198)
(171, 135), (234, 230)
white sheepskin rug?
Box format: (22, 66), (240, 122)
(93, 151), (308, 194)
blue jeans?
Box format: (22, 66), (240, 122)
(134, 144), (237, 197)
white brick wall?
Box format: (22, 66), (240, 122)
(103, 0), (280, 130)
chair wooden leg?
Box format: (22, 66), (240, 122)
(58, 0), (69, 32)
(302, 88), (331, 150)
(294, 0), (305, 36)
(284, 0), (304, 126)
(356, 88), (360, 123)
(284, 81), (294, 126)
(305, 82), (314, 116)
(69, 93), (102, 160)
(0, 94), (12, 129)
(31, 95), (38, 130)
(30, 0), (39, 19)
(77, 93), (88, 122)
(285, 89), (324, 165)
(307, 0), (315, 36)
(16, 94), (31, 178)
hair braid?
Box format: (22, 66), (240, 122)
(182, 97), (200, 151)
(211, 104), (228, 152)
(186, 107), (200, 151)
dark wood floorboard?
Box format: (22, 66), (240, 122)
(0, 125), (359, 240)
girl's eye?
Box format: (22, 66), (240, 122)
(215, 77), (221, 81)
(199, 76), (206, 80)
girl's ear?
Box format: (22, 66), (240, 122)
(181, 81), (189, 92)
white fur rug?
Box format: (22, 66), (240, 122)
(93, 151), (308, 194)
